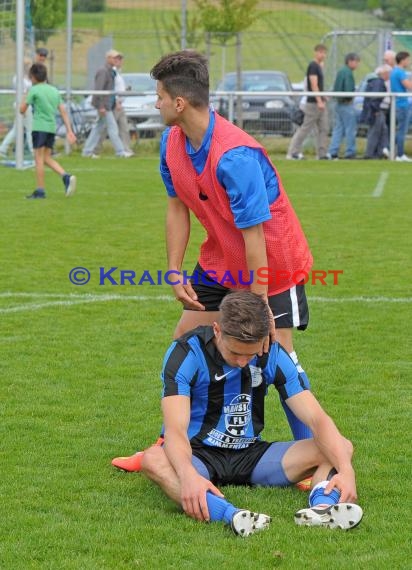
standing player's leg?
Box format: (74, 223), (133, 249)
(43, 139), (76, 197)
(26, 136), (46, 199)
(269, 284), (312, 441)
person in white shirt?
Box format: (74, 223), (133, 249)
(0, 58), (34, 158)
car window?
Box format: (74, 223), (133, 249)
(217, 73), (288, 92)
(123, 75), (156, 92)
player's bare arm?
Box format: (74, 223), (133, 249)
(162, 396), (223, 521)
(309, 74), (325, 109)
(286, 390), (357, 502)
(19, 99), (28, 114)
(58, 104), (77, 145)
(166, 196), (205, 310)
(241, 224), (276, 351)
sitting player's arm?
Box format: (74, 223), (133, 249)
(162, 395), (223, 521)
(286, 391), (357, 502)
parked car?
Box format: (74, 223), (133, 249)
(79, 72), (162, 138)
(212, 70), (299, 136)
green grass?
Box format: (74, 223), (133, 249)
(0, 150), (411, 569)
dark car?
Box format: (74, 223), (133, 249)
(212, 70), (299, 136)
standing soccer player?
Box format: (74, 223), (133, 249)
(20, 63), (77, 199)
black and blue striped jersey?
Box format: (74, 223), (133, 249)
(161, 326), (307, 450)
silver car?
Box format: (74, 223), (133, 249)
(80, 73), (162, 138)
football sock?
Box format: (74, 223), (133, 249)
(309, 481), (341, 507)
(206, 491), (237, 524)
(280, 351), (313, 440)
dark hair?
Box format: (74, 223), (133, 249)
(345, 52), (360, 64)
(314, 44), (327, 52)
(219, 291), (271, 342)
(396, 51), (410, 64)
(29, 63), (48, 83)
(36, 47), (49, 57)
(150, 50), (209, 108)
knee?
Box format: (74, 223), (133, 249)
(140, 445), (166, 478)
(343, 437), (354, 457)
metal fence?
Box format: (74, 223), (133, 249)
(1, 88), (409, 167)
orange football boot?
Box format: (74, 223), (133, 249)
(111, 437), (164, 472)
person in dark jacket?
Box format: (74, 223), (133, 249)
(82, 50), (132, 158)
(361, 65), (391, 159)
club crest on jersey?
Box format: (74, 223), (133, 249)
(249, 365), (263, 387)
(224, 394), (251, 436)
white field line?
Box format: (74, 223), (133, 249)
(0, 293), (174, 314)
(0, 291), (410, 315)
(372, 171), (389, 198)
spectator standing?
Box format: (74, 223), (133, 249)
(390, 51), (412, 162)
(361, 65), (391, 159)
(95, 53), (134, 156)
(82, 49), (132, 158)
(35, 47), (49, 64)
(383, 49), (396, 68)
(287, 44), (329, 160)
(0, 58), (34, 158)
(328, 53), (360, 160)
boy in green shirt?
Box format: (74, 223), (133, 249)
(20, 63), (77, 199)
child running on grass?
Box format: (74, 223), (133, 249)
(20, 63), (77, 199)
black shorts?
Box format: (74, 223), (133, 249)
(188, 263), (309, 330)
(191, 440), (272, 485)
(32, 131), (55, 149)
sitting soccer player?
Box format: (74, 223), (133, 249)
(137, 291), (363, 537)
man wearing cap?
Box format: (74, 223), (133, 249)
(82, 49), (132, 158)
(35, 48), (49, 63)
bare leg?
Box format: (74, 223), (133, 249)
(141, 446), (182, 504)
(275, 327), (293, 353)
(44, 148), (65, 176)
(173, 310), (220, 339)
(34, 147), (46, 188)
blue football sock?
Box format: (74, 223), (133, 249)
(281, 351), (313, 440)
(309, 481), (341, 507)
(206, 491), (237, 524)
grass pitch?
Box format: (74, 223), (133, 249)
(0, 150), (411, 569)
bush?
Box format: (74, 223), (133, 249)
(74, 0), (106, 12)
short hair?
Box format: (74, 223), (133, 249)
(375, 64), (392, 75)
(314, 44), (327, 53)
(150, 50), (209, 108)
(219, 291), (271, 342)
(345, 52), (360, 64)
(29, 63), (48, 83)
(396, 51), (410, 64)
(36, 47), (48, 57)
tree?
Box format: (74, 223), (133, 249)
(194, 0), (260, 46)
(380, 0), (412, 30)
(194, 0), (261, 126)
(30, 0), (66, 43)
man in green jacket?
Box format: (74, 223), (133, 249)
(328, 53), (360, 159)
